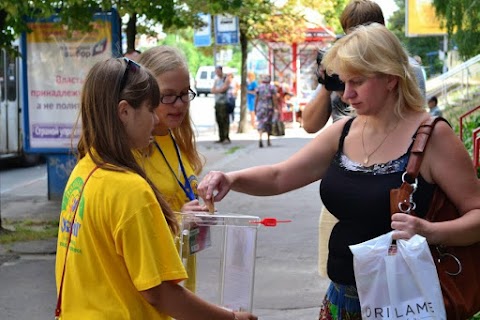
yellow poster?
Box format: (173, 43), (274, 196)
(406, 0), (447, 36)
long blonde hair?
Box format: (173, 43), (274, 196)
(322, 23), (425, 118)
(138, 46), (204, 174)
(77, 58), (179, 234)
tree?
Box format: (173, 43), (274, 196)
(0, 0), (121, 54)
(0, 0), (204, 55)
(432, 0), (480, 59)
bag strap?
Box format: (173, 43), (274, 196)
(404, 116), (447, 180)
(55, 166), (99, 319)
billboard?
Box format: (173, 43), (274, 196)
(21, 11), (120, 152)
(406, 0), (447, 36)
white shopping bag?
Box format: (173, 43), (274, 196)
(349, 231), (446, 320)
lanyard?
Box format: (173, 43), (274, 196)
(153, 133), (196, 201)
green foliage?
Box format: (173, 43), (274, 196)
(0, 0), (206, 53)
(299, 0), (348, 34)
(432, 0), (480, 59)
(0, 0), (112, 54)
(460, 113), (480, 161)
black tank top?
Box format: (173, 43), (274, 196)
(320, 118), (435, 285)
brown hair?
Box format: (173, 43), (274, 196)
(76, 58), (179, 234)
(138, 46), (204, 175)
(340, 0), (385, 34)
(322, 24), (424, 118)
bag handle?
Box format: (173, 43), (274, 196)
(389, 116), (448, 216)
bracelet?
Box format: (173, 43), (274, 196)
(232, 311), (239, 320)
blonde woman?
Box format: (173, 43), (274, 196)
(199, 24), (480, 319)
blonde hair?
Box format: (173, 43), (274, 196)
(138, 46), (204, 174)
(77, 58), (179, 234)
(322, 23), (424, 118)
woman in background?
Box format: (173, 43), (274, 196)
(255, 74), (278, 148)
(246, 71), (258, 129)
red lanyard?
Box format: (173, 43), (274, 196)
(55, 166), (99, 319)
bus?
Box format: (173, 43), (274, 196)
(0, 46), (41, 165)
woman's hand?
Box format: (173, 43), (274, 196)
(181, 199), (210, 213)
(197, 171), (232, 205)
(391, 212), (428, 240)
(233, 311), (258, 320)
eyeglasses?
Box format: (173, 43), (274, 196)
(119, 57), (140, 93)
(160, 88), (196, 104)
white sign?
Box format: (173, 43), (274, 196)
(215, 15), (239, 45)
(194, 14), (212, 47)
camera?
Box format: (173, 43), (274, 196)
(315, 49), (345, 92)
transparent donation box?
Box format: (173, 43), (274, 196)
(179, 213), (261, 312)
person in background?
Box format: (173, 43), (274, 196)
(302, 0), (426, 134)
(124, 48), (141, 61)
(227, 73), (240, 122)
(247, 71), (258, 129)
(414, 55), (428, 84)
(428, 95), (443, 117)
(198, 24), (480, 319)
(211, 66), (231, 144)
(137, 46), (209, 293)
(255, 74), (278, 148)
(55, 57), (257, 320)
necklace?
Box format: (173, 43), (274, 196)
(361, 118), (399, 165)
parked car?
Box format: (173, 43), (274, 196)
(195, 66), (237, 96)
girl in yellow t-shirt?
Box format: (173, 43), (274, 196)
(55, 57), (256, 320)
(138, 46), (211, 293)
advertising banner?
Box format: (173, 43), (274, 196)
(194, 14), (212, 47)
(215, 15), (239, 45)
(406, 0), (446, 36)
(21, 11), (120, 152)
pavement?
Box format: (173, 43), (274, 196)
(0, 122), (331, 320)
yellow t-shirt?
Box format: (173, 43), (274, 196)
(141, 135), (199, 212)
(140, 134), (199, 292)
(55, 154), (187, 320)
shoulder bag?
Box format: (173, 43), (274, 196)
(390, 116), (480, 320)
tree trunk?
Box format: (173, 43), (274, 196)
(237, 28), (249, 133)
(126, 13), (137, 52)
(0, 213), (9, 234)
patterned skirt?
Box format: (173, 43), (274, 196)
(319, 282), (362, 320)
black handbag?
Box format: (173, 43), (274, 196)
(270, 120), (285, 136)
